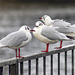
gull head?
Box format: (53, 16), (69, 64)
(35, 21), (44, 27)
(40, 15), (53, 26)
(19, 25), (35, 32)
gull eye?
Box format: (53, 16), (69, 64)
(39, 24), (41, 26)
(25, 26), (30, 30)
(39, 23), (42, 26)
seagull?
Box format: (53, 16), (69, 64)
(33, 21), (70, 52)
(0, 25), (35, 58)
(40, 15), (75, 49)
(39, 15), (71, 27)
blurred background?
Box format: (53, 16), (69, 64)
(0, 0), (75, 75)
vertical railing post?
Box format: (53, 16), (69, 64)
(9, 64), (16, 75)
(15, 59), (18, 75)
(20, 62), (23, 75)
(72, 49), (74, 75)
(36, 58), (38, 75)
(28, 60), (31, 75)
(58, 53), (60, 75)
(65, 51), (67, 75)
(51, 55), (53, 75)
(43, 56), (46, 75)
(9, 59), (18, 75)
(0, 67), (3, 75)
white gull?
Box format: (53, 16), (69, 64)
(40, 15), (75, 49)
(33, 21), (70, 52)
(0, 25), (34, 58)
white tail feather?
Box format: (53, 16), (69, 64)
(0, 43), (5, 48)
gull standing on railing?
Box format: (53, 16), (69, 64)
(40, 15), (75, 49)
(0, 25), (35, 58)
(33, 21), (71, 52)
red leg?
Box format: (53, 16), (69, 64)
(15, 49), (24, 58)
(55, 41), (63, 49)
(18, 48), (20, 58)
(15, 49), (17, 58)
(18, 48), (24, 58)
(41, 43), (49, 52)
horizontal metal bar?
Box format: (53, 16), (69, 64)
(0, 44), (75, 67)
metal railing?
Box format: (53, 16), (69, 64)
(0, 44), (75, 75)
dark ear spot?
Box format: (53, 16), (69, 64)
(43, 17), (45, 20)
(27, 27), (29, 30)
(25, 27), (27, 30)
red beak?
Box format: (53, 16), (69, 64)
(36, 26), (38, 27)
(30, 30), (35, 32)
(39, 17), (42, 19)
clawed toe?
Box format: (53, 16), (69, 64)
(16, 56), (24, 58)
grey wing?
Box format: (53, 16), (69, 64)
(41, 26), (67, 40)
(55, 26), (74, 33)
(52, 19), (71, 28)
(52, 20), (74, 33)
(0, 31), (28, 47)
